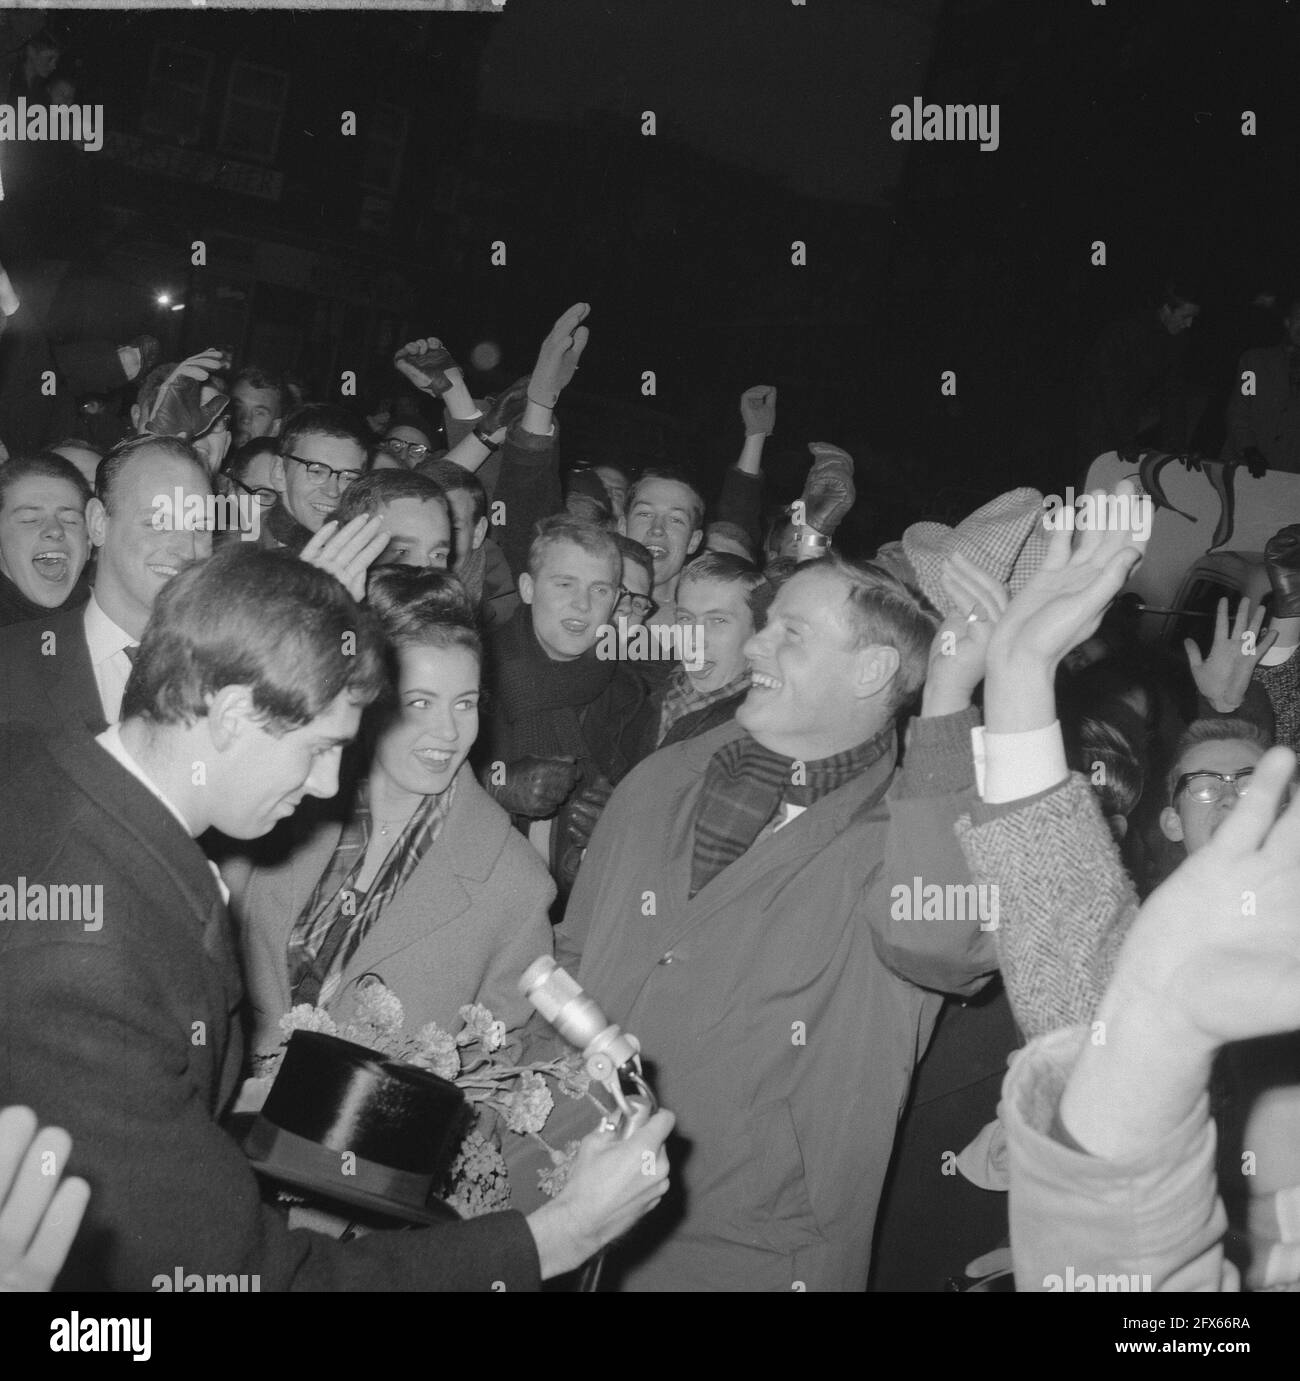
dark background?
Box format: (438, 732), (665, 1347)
(1, 0), (1297, 553)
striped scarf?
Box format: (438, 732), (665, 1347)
(690, 727), (894, 898)
(286, 774), (458, 1008)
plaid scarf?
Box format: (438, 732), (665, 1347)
(690, 726), (894, 898)
(658, 665), (751, 746)
(286, 774), (458, 1008)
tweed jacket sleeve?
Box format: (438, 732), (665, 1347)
(1256, 653), (1300, 755)
(1003, 1026), (1238, 1293)
(955, 773), (1138, 1040)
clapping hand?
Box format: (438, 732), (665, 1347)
(921, 552), (1009, 716)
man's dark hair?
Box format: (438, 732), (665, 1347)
(278, 403), (373, 461)
(625, 466), (707, 531)
(331, 470), (450, 526)
(1165, 717), (1271, 803)
(678, 549), (774, 625)
(417, 457), (487, 526)
(1159, 278), (1200, 311)
(233, 365), (286, 406)
(223, 437), (280, 485)
(0, 452), (91, 514)
(95, 434), (205, 514)
(122, 546), (387, 732)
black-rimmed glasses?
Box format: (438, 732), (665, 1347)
(226, 475), (278, 506)
(1171, 768), (1255, 807)
(615, 587), (657, 620)
(285, 454), (363, 488)
(381, 437), (433, 464)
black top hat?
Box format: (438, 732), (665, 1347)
(244, 1032), (470, 1227)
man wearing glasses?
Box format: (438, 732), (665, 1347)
(261, 404), (372, 554)
(1158, 719), (1272, 856)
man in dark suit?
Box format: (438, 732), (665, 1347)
(0, 546), (673, 1290)
(0, 433), (212, 733)
(1224, 293), (1300, 475)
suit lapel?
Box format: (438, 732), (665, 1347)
(44, 609), (107, 733)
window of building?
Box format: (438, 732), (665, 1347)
(141, 43), (214, 145)
(218, 61), (289, 164)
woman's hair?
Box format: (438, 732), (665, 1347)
(366, 566), (481, 664)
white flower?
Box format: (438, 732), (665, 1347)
(279, 1004), (338, 1038)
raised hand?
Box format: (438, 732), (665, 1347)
(393, 337), (461, 396)
(528, 303), (590, 410)
(144, 347), (232, 440)
(921, 552), (1009, 716)
(300, 514), (388, 602)
(0, 1106), (90, 1292)
(1184, 597), (1277, 713)
(740, 385), (777, 437)
(798, 442), (855, 537)
(477, 375), (533, 437)
(1265, 522), (1300, 619)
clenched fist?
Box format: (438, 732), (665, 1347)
(490, 755), (581, 818)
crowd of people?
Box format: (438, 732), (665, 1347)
(1, 246), (1300, 1296)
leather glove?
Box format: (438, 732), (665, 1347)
(478, 375), (532, 436)
(1265, 523), (1300, 618)
(528, 302), (590, 409)
(1242, 446), (1269, 481)
(562, 775), (614, 851)
(144, 349), (231, 441)
(799, 442), (856, 537)
(740, 384), (777, 437)
(393, 337), (461, 396)
(489, 755), (580, 818)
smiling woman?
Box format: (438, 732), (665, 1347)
(0, 453), (92, 624)
(232, 565), (555, 1064)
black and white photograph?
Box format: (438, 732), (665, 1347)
(0, 0), (1297, 1345)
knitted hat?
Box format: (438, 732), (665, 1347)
(900, 488), (1053, 617)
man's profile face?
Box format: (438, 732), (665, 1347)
(273, 431), (367, 532)
(595, 465), (629, 517)
(1160, 738), (1266, 854)
(1286, 305), (1300, 350)
(0, 474), (90, 609)
(213, 690), (362, 839)
(675, 576), (755, 694)
(624, 479), (703, 589)
(736, 566), (878, 760)
(1159, 301), (1199, 335)
(231, 381), (282, 447)
(519, 539), (620, 661)
(373, 497), (452, 571)
(90, 450), (212, 631)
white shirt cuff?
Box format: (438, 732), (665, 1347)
(972, 721), (1069, 804)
